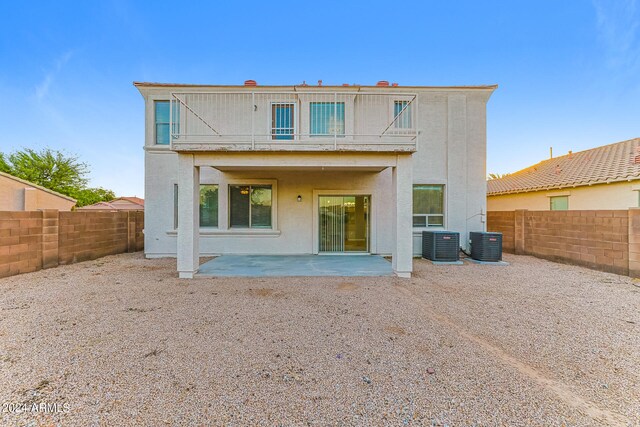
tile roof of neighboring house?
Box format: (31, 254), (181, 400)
(117, 196), (144, 206)
(487, 138), (640, 196)
(0, 171), (77, 202)
(78, 197), (144, 211)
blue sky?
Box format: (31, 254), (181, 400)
(1, 0), (638, 197)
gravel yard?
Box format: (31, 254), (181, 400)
(1, 253), (639, 426)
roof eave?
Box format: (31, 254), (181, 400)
(487, 176), (640, 196)
(132, 81), (498, 91)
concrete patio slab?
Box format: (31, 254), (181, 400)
(197, 254), (395, 277)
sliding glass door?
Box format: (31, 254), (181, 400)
(319, 195), (369, 253)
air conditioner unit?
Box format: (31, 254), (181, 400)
(422, 231), (460, 262)
(470, 232), (503, 262)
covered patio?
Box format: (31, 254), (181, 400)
(176, 151), (414, 279)
(197, 254), (394, 277)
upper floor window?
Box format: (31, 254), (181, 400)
(310, 102), (345, 136)
(154, 101), (179, 145)
(229, 185), (272, 228)
(272, 103), (295, 140)
(550, 195), (568, 211)
(413, 184), (444, 227)
(394, 100), (412, 129)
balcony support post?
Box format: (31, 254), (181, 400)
(391, 153), (413, 278)
(177, 154), (200, 279)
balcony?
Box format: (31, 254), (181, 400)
(168, 90), (418, 152)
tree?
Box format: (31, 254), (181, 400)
(0, 153), (10, 173)
(8, 148), (88, 195)
(487, 173), (510, 180)
(0, 148), (116, 207)
(70, 187), (116, 207)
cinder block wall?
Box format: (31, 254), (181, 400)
(0, 210), (144, 278)
(133, 211), (144, 252)
(0, 211), (44, 277)
(488, 209), (631, 276)
(58, 211), (129, 264)
(486, 211), (515, 253)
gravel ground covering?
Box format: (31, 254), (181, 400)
(0, 252), (638, 426)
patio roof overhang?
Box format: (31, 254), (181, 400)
(193, 151), (403, 171)
(212, 165), (387, 172)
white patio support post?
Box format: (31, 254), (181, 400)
(177, 154), (200, 279)
(392, 153), (413, 278)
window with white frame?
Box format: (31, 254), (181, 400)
(310, 102), (345, 136)
(173, 184), (220, 229)
(393, 100), (412, 129)
(413, 184), (444, 227)
(155, 101), (179, 145)
(229, 185), (272, 228)
(271, 103), (295, 140)
(550, 195), (568, 211)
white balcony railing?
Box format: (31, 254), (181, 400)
(169, 91), (418, 152)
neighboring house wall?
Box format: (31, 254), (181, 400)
(488, 181), (640, 211)
(0, 174), (76, 211)
(137, 83), (495, 277)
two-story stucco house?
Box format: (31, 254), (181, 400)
(135, 80), (496, 278)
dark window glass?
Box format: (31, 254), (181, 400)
(394, 100), (412, 129)
(272, 103), (294, 140)
(310, 102), (345, 136)
(199, 185), (219, 227)
(413, 184), (444, 228)
(229, 185), (272, 228)
(230, 185), (251, 228)
(173, 184), (178, 229)
(155, 101), (179, 144)
(250, 186), (272, 228)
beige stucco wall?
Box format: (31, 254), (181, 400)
(139, 85), (494, 257)
(144, 152), (397, 256)
(487, 180), (640, 211)
(0, 175), (75, 211)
